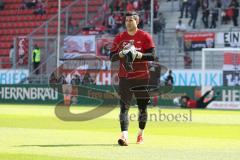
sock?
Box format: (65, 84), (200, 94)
(138, 129), (144, 136)
(122, 131), (128, 139)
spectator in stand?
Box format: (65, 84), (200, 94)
(126, 0), (134, 12)
(188, 0), (200, 29)
(138, 14), (144, 29)
(20, 0), (27, 10)
(156, 12), (166, 45)
(154, 12), (165, 34)
(107, 13), (116, 34)
(138, 0), (144, 10)
(109, 0), (115, 13)
(221, 0), (231, 24)
(68, 15), (74, 34)
(25, 0), (38, 9)
(115, 0), (125, 12)
(114, 12), (124, 33)
(82, 73), (94, 85)
(165, 70), (174, 86)
(229, 0), (239, 26)
(221, 0), (231, 9)
(183, 52), (192, 69)
(143, 0), (151, 24)
(0, 0), (5, 10)
(49, 73), (57, 84)
(57, 73), (67, 84)
(154, 0), (159, 18)
(176, 19), (186, 53)
(9, 45), (15, 67)
(67, 15), (78, 35)
(71, 74), (81, 85)
(33, 0), (46, 15)
(202, 0), (210, 28)
(179, 0), (189, 18)
(209, 0), (219, 28)
(133, 0), (139, 11)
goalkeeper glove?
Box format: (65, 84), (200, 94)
(128, 45), (142, 60)
(119, 49), (130, 58)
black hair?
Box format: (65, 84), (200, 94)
(125, 11), (139, 17)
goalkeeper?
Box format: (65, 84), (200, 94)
(110, 11), (157, 146)
(173, 89), (216, 109)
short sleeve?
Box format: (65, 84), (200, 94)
(143, 32), (155, 51)
(110, 34), (121, 53)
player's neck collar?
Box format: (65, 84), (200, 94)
(127, 29), (138, 36)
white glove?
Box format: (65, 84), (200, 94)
(119, 48), (130, 58)
(119, 45), (143, 59)
(119, 43), (136, 59)
(128, 45), (142, 59)
(173, 97), (181, 106)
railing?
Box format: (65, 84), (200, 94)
(16, 0), (108, 84)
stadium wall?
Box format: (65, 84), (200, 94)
(0, 84), (239, 109)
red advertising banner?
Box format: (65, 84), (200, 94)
(184, 32), (215, 51)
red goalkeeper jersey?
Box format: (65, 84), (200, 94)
(111, 29), (155, 79)
(186, 99), (197, 108)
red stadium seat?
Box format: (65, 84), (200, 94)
(1, 57), (11, 68)
(0, 0), (103, 68)
(0, 49), (10, 56)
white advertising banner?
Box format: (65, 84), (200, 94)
(63, 35), (96, 59)
(216, 32), (240, 47)
(208, 88), (240, 110)
(0, 69), (29, 84)
(162, 69), (223, 86)
(207, 102), (240, 110)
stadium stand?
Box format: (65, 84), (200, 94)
(156, 0), (240, 69)
(1, 0), (239, 70)
(0, 0), (103, 68)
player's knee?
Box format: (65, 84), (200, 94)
(120, 103), (130, 113)
(120, 100), (130, 110)
(137, 99), (149, 107)
(119, 111), (129, 122)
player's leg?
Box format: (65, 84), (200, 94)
(136, 98), (149, 144)
(197, 90), (212, 103)
(118, 78), (132, 146)
(197, 89), (214, 108)
(137, 98), (149, 144)
(133, 79), (150, 144)
(199, 95), (216, 108)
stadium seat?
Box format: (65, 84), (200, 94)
(0, 57), (11, 68)
(0, 0), (104, 68)
(0, 49), (10, 56)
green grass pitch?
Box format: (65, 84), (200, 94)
(0, 104), (240, 160)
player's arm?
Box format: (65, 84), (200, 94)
(133, 32), (157, 61)
(139, 47), (157, 61)
(110, 35), (125, 62)
(132, 47), (157, 61)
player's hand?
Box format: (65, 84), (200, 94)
(119, 49), (130, 58)
(128, 45), (142, 60)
